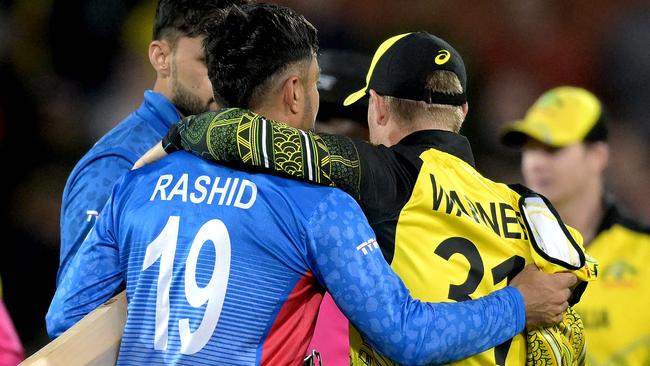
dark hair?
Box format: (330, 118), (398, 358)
(583, 106), (609, 143)
(204, 3), (318, 108)
(153, 0), (251, 43)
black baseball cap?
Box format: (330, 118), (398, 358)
(343, 31), (467, 106)
(317, 49), (371, 121)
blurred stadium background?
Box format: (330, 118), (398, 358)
(1, 0), (648, 356)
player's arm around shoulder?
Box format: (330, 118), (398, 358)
(303, 188), (528, 365)
(145, 108), (366, 196)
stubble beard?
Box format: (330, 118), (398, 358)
(169, 62), (212, 117)
(171, 81), (211, 117)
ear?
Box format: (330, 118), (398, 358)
(282, 75), (303, 115)
(461, 102), (469, 118)
(149, 40), (173, 78)
(589, 142), (609, 173)
(369, 89), (389, 126)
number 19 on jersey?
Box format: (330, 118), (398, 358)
(142, 216), (231, 355)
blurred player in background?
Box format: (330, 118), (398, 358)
(139, 32), (591, 365)
(314, 49), (370, 139)
(47, 4), (544, 365)
(56, 0), (250, 284)
(501, 86), (650, 365)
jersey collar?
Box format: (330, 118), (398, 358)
(596, 193), (650, 235)
(398, 129), (476, 167)
(137, 90), (182, 137)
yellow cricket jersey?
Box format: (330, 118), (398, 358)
(349, 145), (594, 366)
(573, 203), (650, 366)
(391, 148), (532, 365)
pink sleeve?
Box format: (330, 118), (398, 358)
(0, 300), (23, 366)
(306, 292), (349, 366)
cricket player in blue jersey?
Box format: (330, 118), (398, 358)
(48, 4), (576, 365)
(57, 0), (251, 285)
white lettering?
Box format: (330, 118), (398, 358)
(190, 176), (210, 204)
(225, 178), (239, 206)
(150, 174), (256, 209)
(234, 180), (257, 209)
(86, 210), (99, 222)
(208, 177), (231, 205)
(150, 175), (174, 201)
(168, 173), (189, 202)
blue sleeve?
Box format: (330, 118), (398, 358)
(58, 153), (134, 285)
(47, 180), (125, 338)
(305, 190), (526, 365)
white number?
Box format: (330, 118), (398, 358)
(142, 216), (231, 354)
(142, 216), (179, 351)
(180, 219), (231, 354)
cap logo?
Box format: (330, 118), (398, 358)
(435, 50), (451, 65)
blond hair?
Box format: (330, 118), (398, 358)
(385, 70), (465, 132)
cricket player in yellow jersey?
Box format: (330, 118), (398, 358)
(137, 33), (596, 365)
(502, 86), (650, 366)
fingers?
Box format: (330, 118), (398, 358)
(554, 272), (578, 287)
(533, 302), (569, 328)
(522, 264), (539, 273)
(133, 155), (151, 170)
(542, 299), (570, 327)
(132, 159), (144, 170)
(550, 301), (569, 318)
(563, 288), (572, 302)
(552, 302), (568, 325)
(515, 265), (580, 328)
(133, 143), (168, 170)
(509, 264), (539, 288)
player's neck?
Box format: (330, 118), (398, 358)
(385, 116), (454, 146)
(252, 101), (303, 130)
(556, 182), (604, 246)
(152, 78), (173, 103)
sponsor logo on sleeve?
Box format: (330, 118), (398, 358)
(356, 239), (379, 255)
